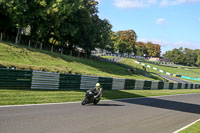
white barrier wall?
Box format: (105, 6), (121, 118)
(163, 82), (170, 89)
(31, 71), (60, 90)
(112, 78), (125, 90)
(80, 75), (98, 90)
(173, 83), (178, 89)
(151, 81), (159, 90)
(29, 71), (200, 90)
(135, 80), (145, 90)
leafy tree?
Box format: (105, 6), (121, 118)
(163, 48), (185, 64)
(196, 54), (200, 66)
(135, 42), (147, 56)
(163, 47), (200, 66)
(146, 42), (161, 57)
(114, 30), (137, 55)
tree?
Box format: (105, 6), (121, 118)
(163, 47), (200, 66)
(183, 48), (198, 66)
(0, 0), (114, 57)
(135, 42), (147, 56)
(163, 48), (185, 64)
(196, 54), (200, 66)
(114, 30), (137, 56)
(146, 42), (161, 57)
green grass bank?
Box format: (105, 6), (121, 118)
(0, 42), (159, 80)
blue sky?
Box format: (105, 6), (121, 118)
(97, 0), (200, 54)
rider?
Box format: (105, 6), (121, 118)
(88, 83), (102, 99)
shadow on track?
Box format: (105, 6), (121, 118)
(110, 91), (200, 114)
(96, 103), (124, 106)
(83, 103), (124, 107)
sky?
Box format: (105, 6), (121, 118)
(97, 0), (200, 55)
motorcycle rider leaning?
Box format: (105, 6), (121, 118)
(87, 83), (102, 99)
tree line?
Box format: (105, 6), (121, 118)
(135, 42), (161, 57)
(163, 47), (200, 66)
(0, 0), (161, 57)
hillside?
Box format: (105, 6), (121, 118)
(0, 42), (161, 80)
(126, 59), (200, 83)
(139, 61), (200, 78)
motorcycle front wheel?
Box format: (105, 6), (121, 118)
(81, 98), (88, 105)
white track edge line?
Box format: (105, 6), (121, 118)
(173, 119), (200, 133)
(0, 93), (200, 108)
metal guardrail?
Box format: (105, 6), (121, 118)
(31, 71), (60, 90)
(0, 69), (32, 89)
(0, 68), (199, 90)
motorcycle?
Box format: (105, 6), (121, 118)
(81, 90), (100, 105)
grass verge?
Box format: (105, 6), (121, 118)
(0, 42), (158, 80)
(179, 121), (200, 133)
(0, 89), (200, 105)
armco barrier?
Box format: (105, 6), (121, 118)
(59, 74), (81, 90)
(124, 79), (136, 90)
(135, 80), (145, 90)
(143, 81), (152, 90)
(181, 76), (200, 81)
(31, 71), (60, 90)
(112, 78), (125, 90)
(151, 81), (159, 90)
(98, 77), (113, 90)
(0, 69), (32, 89)
(80, 75), (98, 90)
(0, 68), (200, 90)
(158, 82), (164, 89)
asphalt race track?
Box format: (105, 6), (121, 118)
(0, 94), (200, 133)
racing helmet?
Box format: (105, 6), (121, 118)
(96, 83), (100, 87)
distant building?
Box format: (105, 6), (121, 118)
(148, 57), (171, 62)
(148, 57), (160, 61)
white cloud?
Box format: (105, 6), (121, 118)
(113, 0), (147, 8)
(138, 38), (170, 46)
(160, 0), (200, 6)
(147, 0), (157, 4)
(174, 41), (200, 48)
(156, 18), (165, 25)
(113, 0), (200, 9)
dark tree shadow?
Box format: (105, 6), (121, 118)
(83, 103), (125, 106)
(116, 97), (200, 114)
(109, 90), (200, 114)
(84, 90), (200, 114)
(96, 103), (124, 106)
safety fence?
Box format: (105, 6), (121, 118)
(0, 69), (32, 89)
(135, 60), (200, 81)
(0, 68), (200, 90)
